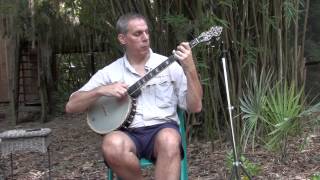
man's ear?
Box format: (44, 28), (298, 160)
(118, 34), (126, 46)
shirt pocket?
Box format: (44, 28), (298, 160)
(146, 75), (174, 108)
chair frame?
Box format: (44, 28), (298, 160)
(107, 109), (188, 180)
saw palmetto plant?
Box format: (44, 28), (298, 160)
(264, 81), (304, 159)
(240, 69), (273, 152)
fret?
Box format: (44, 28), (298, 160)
(189, 38), (199, 48)
(128, 57), (176, 96)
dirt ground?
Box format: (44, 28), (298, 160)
(0, 64), (319, 180)
(0, 109), (319, 180)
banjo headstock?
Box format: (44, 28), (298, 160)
(190, 26), (223, 48)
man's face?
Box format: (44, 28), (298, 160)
(118, 18), (150, 57)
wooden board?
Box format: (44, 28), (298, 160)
(0, 36), (10, 102)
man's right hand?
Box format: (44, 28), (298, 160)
(97, 82), (128, 98)
(66, 82), (128, 113)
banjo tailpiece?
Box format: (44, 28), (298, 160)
(120, 98), (137, 129)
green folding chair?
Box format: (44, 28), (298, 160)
(107, 108), (188, 180)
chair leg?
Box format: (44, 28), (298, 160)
(10, 153), (13, 180)
(47, 147), (51, 180)
(107, 169), (124, 180)
(107, 168), (113, 180)
(106, 157), (187, 179)
(180, 157), (188, 180)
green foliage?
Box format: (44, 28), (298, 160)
(241, 78), (304, 156)
(311, 172), (320, 180)
(264, 81), (304, 155)
(240, 69), (273, 151)
(283, 0), (299, 28)
(226, 151), (262, 177)
(163, 14), (192, 42)
(240, 75), (320, 159)
(305, 39), (320, 61)
(56, 54), (90, 99)
(241, 42), (262, 68)
(0, 0), (15, 14)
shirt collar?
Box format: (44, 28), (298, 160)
(145, 49), (157, 70)
(123, 54), (136, 74)
(123, 48), (155, 74)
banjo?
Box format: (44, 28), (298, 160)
(87, 26), (223, 134)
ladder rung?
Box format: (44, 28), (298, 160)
(18, 84), (37, 87)
(20, 60), (37, 64)
(18, 92), (38, 94)
(19, 76), (36, 78)
(18, 105), (41, 112)
(20, 68), (37, 70)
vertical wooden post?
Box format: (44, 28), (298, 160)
(37, 44), (48, 123)
(90, 35), (95, 75)
(9, 35), (20, 125)
(90, 52), (95, 75)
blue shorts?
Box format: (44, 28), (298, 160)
(121, 120), (184, 162)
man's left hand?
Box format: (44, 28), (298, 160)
(173, 42), (195, 71)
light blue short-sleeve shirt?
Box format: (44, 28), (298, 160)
(77, 49), (187, 128)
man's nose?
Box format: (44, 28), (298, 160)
(142, 32), (149, 40)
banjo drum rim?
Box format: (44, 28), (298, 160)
(86, 96), (133, 134)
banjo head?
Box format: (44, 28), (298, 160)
(87, 96), (132, 134)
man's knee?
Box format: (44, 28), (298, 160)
(154, 128), (181, 156)
(102, 132), (134, 163)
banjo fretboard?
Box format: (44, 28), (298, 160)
(127, 26), (223, 98)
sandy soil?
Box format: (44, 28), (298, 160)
(0, 110), (319, 180)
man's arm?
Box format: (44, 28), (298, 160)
(174, 42), (203, 113)
(65, 82), (128, 113)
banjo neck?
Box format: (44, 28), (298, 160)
(127, 26), (223, 98)
(127, 54), (176, 97)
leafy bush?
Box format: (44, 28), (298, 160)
(241, 73), (320, 160)
(264, 81), (304, 159)
(240, 70), (272, 152)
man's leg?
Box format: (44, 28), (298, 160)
(102, 131), (143, 180)
(153, 128), (181, 180)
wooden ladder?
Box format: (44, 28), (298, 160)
(16, 42), (41, 122)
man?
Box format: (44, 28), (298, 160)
(65, 13), (202, 180)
